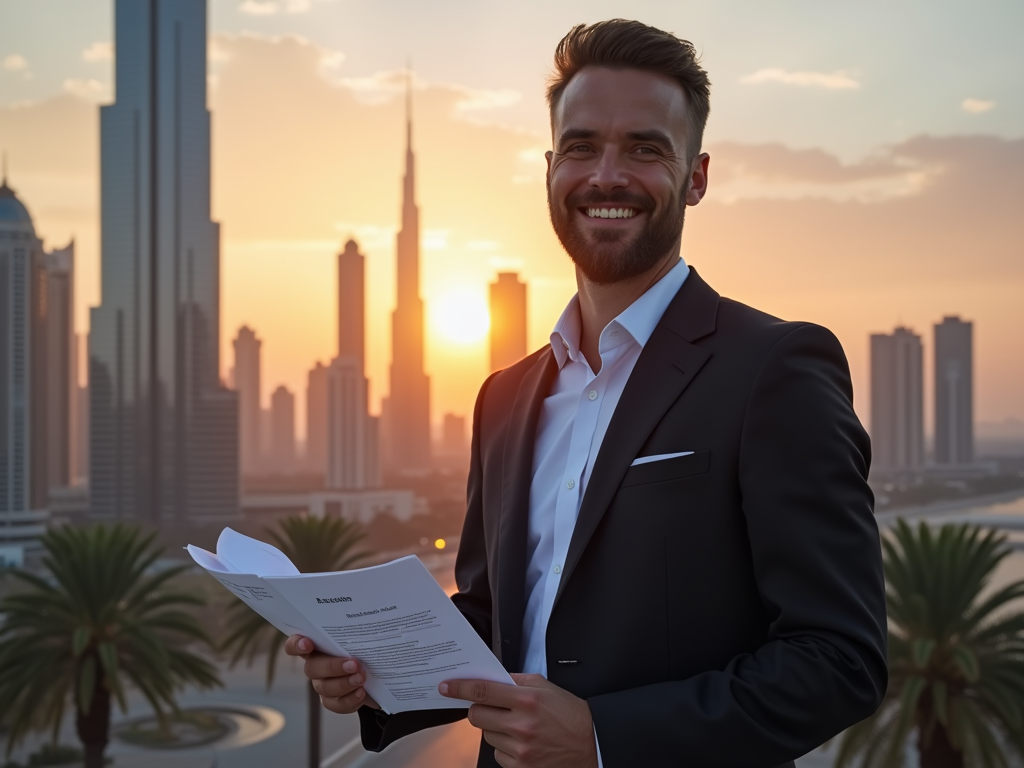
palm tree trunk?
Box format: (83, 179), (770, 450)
(918, 724), (964, 768)
(75, 678), (111, 768)
(308, 680), (321, 768)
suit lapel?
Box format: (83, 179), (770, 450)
(554, 268), (720, 605)
(497, 348), (558, 672)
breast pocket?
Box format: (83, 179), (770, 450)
(620, 450), (710, 488)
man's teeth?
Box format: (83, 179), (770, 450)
(586, 207), (637, 219)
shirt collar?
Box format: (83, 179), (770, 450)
(550, 257), (690, 369)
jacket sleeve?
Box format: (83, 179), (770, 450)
(588, 323), (888, 767)
(358, 373), (499, 751)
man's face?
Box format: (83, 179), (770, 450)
(546, 67), (708, 284)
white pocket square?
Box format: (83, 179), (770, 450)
(630, 451), (694, 467)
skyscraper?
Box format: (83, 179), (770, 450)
(0, 175), (49, 545)
(305, 361), (328, 474)
(489, 272), (528, 372)
(233, 325), (261, 475)
(45, 242), (76, 490)
(382, 79), (431, 473)
(270, 385), (296, 473)
(90, 0), (238, 523)
(327, 358), (372, 490)
(337, 239), (365, 367)
(326, 234), (378, 489)
(73, 333), (90, 485)
(934, 316), (974, 465)
(442, 413), (466, 456)
(870, 327), (924, 472)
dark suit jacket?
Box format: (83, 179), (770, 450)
(359, 268), (888, 767)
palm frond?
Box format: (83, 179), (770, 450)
(837, 519), (1024, 767)
(0, 523), (223, 756)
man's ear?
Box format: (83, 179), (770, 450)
(545, 150), (553, 173)
(685, 152), (710, 206)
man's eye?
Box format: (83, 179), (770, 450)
(568, 144), (591, 153)
(634, 146), (657, 155)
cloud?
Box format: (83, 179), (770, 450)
(238, 0), (327, 14)
(962, 98), (995, 114)
(62, 79), (110, 102)
(740, 68), (860, 90)
(337, 67), (520, 118)
(239, 1), (278, 15)
(3, 54), (29, 72)
(82, 42), (113, 62)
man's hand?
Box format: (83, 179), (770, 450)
(440, 673), (598, 768)
(284, 635), (380, 713)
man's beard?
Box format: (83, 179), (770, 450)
(547, 184), (686, 285)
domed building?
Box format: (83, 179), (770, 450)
(0, 174), (76, 563)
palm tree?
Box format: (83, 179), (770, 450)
(836, 519), (1024, 768)
(0, 524), (222, 768)
(221, 515), (370, 768)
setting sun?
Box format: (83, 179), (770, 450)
(430, 289), (490, 344)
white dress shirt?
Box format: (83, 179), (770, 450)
(519, 257), (690, 764)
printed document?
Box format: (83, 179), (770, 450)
(187, 528), (513, 713)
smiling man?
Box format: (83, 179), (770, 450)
(286, 19), (888, 767)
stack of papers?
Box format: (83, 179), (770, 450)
(187, 528), (513, 713)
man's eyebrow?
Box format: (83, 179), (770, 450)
(557, 128), (597, 145)
(625, 129), (676, 149)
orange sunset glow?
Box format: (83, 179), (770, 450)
(2, 2), (1021, 445)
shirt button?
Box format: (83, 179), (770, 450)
(566, 479), (575, 489)
(553, 565), (562, 574)
(588, 390), (598, 400)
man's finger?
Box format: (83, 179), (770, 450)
(304, 653), (361, 681)
(466, 702), (513, 733)
(311, 670), (365, 699)
(284, 634), (315, 656)
(320, 686), (367, 715)
(481, 730), (520, 758)
(439, 679), (521, 708)
(492, 747), (516, 768)
(509, 673), (549, 688)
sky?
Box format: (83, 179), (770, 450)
(1, 0), (1022, 441)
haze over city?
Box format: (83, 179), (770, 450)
(2, 0), (1022, 442)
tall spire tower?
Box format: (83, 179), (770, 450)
(383, 67), (432, 473)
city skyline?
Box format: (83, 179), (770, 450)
(1, 2), (1021, 440)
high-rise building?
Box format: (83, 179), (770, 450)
(90, 0), (238, 523)
(233, 326), (262, 475)
(337, 239), (365, 367)
(327, 358), (375, 490)
(489, 272), (527, 372)
(934, 316), (974, 465)
(0, 174), (49, 545)
(270, 385), (296, 473)
(73, 334), (90, 485)
(45, 242), (76, 490)
(442, 413), (466, 455)
(305, 361), (328, 474)
(382, 79), (431, 473)
(870, 327), (924, 472)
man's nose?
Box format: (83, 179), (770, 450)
(587, 148), (629, 192)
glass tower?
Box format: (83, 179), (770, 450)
(90, 0), (238, 524)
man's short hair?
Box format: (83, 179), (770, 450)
(547, 19), (711, 159)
